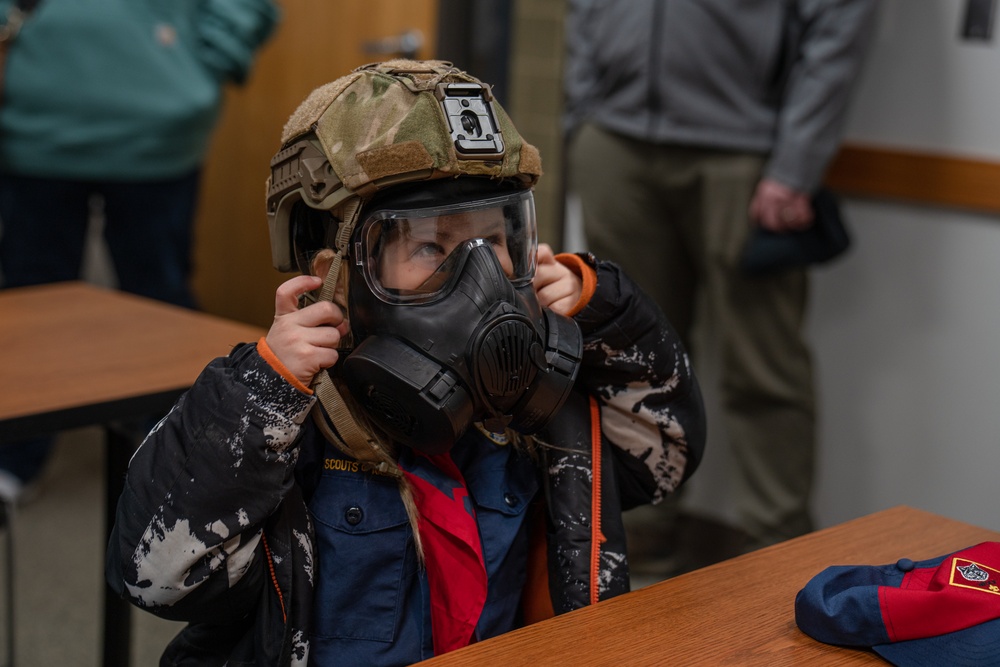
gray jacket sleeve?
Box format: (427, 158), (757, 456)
(766, 0), (878, 191)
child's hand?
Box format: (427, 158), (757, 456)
(265, 275), (350, 387)
(533, 243), (582, 316)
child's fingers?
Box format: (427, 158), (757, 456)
(274, 275), (322, 317)
(294, 300), (346, 329)
(533, 248), (561, 291)
(536, 281), (574, 311)
(536, 243), (555, 265)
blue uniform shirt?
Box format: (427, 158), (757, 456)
(299, 428), (540, 665)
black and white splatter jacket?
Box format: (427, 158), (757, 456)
(106, 254), (705, 666)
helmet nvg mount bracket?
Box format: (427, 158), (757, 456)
(439, 82), (505, 157)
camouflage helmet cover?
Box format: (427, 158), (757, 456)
(266, 59), (543, 272)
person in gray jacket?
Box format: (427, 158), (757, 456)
(565, 0), (876, 552)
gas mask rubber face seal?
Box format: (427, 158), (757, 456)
(343, 185), (582, 455)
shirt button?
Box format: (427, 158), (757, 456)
(896, 558), (916, 572)
(345, 506), (363, 526)
(503, 492), (518, 508)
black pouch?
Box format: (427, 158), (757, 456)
(739, 188), (851, 275)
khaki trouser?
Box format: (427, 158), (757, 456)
(569, 123), (816, 549)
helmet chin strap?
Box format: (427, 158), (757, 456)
(315, 196), (356, 305)
(310, 198), (403, 478)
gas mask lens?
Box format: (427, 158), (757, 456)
(357, 189), (537, 304)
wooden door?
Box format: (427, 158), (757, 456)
(193, 0), (439, 327)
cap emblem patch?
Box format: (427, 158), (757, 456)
(951, 558), (1000, 595)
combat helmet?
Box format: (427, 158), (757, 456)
(265, 58), (542, 277)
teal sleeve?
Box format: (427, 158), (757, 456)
(196, 0), (280, 83)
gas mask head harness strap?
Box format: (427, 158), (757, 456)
(263, 60), (573, 461)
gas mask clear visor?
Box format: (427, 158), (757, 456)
(354, 188), (537, 305)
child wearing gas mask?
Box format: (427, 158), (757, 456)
(106, 61), (706, 666)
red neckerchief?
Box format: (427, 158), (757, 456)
(401, 451), (487, 655)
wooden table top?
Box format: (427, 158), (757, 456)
(0, 282), (265, 439)
(419, 506), (1000, 666)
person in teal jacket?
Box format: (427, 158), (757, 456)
(0, 0), (278, 497)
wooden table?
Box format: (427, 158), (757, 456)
(420, 506), (1000, 666)
(0, 282), (265, 667)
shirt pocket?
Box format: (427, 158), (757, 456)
(308, 472), (413, 642)
(463, 453), (537, 576)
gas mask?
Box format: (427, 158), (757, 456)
(340, 184), (582, 455)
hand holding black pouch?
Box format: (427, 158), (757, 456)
(739, 188), (851, 275)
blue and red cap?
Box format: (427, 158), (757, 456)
(795, 541), (1000, 666)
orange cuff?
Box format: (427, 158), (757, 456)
(555, 253), (598, 317)
(257, 336), (314, 395)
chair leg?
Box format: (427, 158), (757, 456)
(2, 500), (14, 667)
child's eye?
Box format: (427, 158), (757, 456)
(412, 242), (445, 261)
